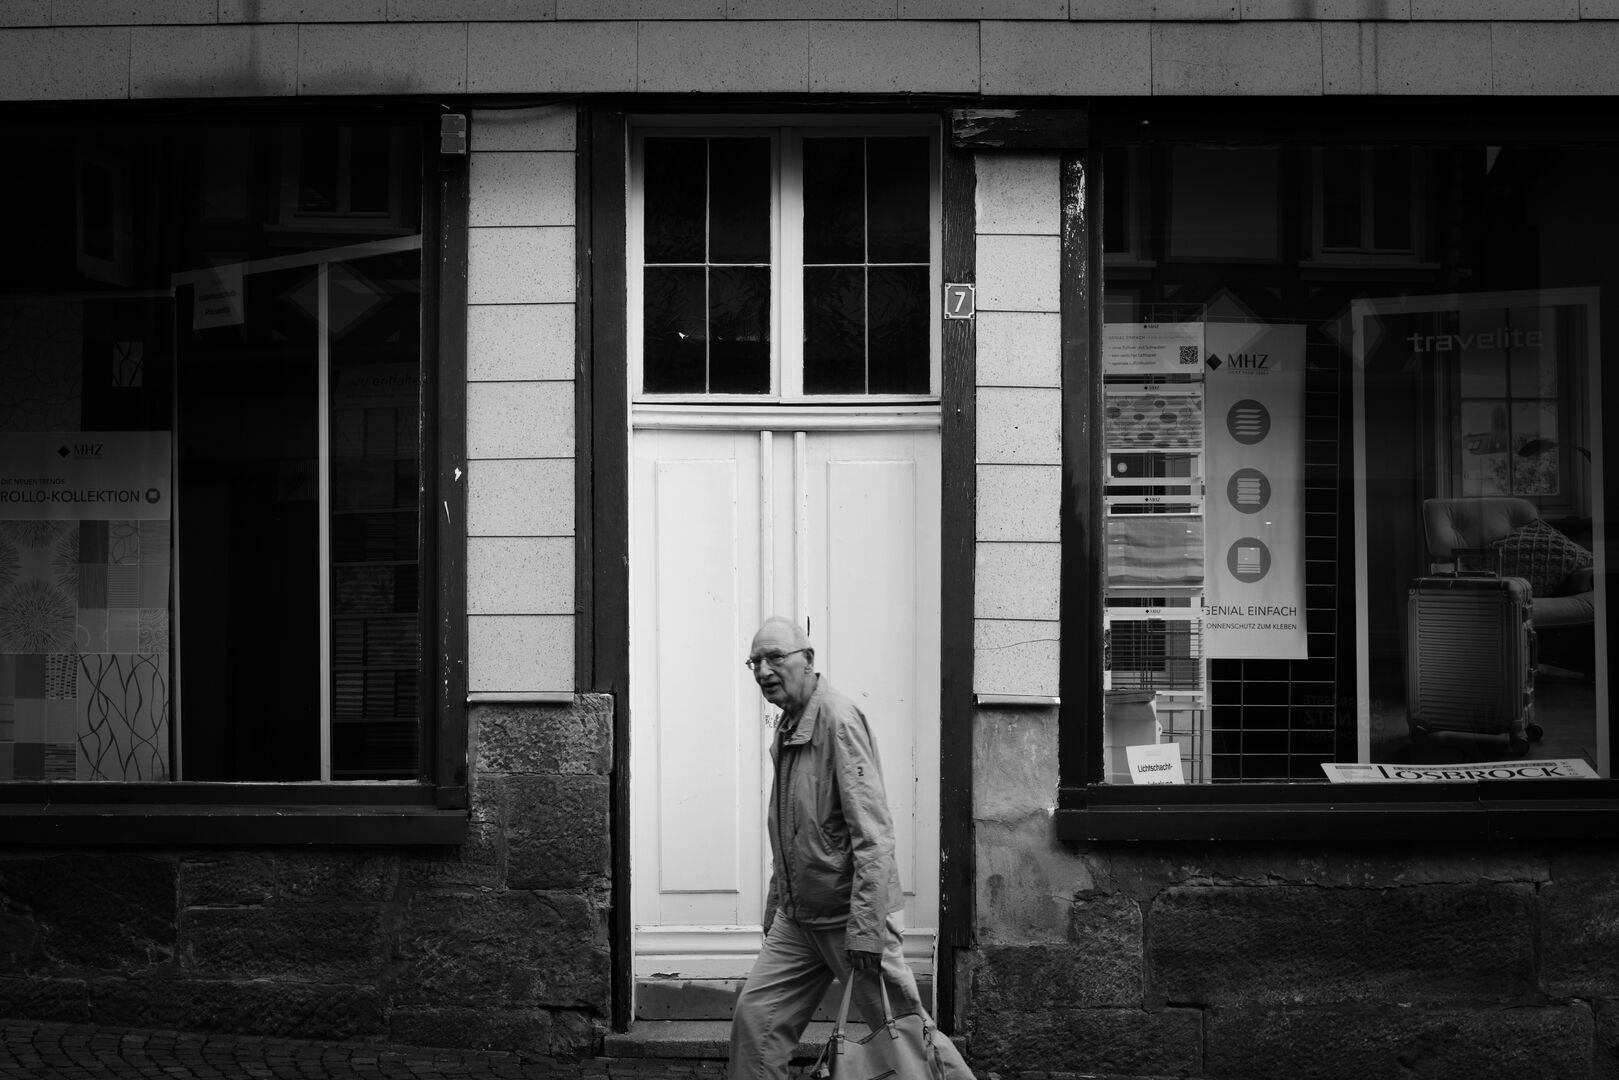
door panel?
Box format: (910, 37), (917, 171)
(631, 422), (940, 988)
(632, 431), (766, 931)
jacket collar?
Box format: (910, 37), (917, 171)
(779, 675), (825, 747)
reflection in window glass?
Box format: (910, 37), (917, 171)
(0, 115), (425, 782)
(1101, 139), (1614, 784)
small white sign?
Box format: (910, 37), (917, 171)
(1126, 742), (1185, 785)
(193, 264), (245, 330)
(1322, 759), (1599, 784)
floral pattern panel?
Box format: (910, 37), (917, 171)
(0, 518), (170, 780)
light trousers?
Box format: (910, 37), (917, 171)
(727, 913), (976, 1080)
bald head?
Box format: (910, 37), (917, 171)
(749, 616), (817, 713)
(753, 616), (810, 653)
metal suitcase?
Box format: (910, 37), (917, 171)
(1406, 572), (1542, 754)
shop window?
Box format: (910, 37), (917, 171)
(631, 124), (939, 401)
(0, 112), (449, 795)
(1092, 133), (1614, 795)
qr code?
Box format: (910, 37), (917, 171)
(1178, 345), (1200, 366)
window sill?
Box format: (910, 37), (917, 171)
(0, 783), (468, 845)
(1057, 780), (1619, 842)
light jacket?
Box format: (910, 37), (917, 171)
(762, 676), (904, 955)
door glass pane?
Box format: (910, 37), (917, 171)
(179, 266), (323, 780)
(804, 266), (865, 394)
(644, 267), (707, 393)
(644, 138), (707, 264)
(327, 250), (423, 780)
(867, 265), (928, 394)
(710, 138), (771, 264)
(709, 266), (770, 393)
(803, 138), (864, 265)
(867, 137), (929, 264)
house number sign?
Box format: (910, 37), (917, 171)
(943, 283), (976, 320)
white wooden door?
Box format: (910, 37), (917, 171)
(630, 416), (940, 989)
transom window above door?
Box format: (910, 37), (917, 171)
(630, 123), (940, 401)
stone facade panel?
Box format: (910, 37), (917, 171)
(1152, 21), (1324, 94)
(466, 614), (575, 693)
(0, 27), (130, 99)
(466, 379), (575, 458)
(275, 852), (398, 902)
(91, 977), (387, 1041)
(179, 906), (388, 981)
(976, 464), (1060, 542)
(470, 150), (575, 227)
(1541, 876), (1619, 997)
(1205, 1002), (1594, 1080)
(976, 386), (1061, 464)
(970, 1003), (1202, 1075)
(1151, 883), (1536, 1004)
(388, 0), (553, 17)
(976, 234), (1059, 312)
(636, 20), (810, 91)
(0, 975), (89, 1023)
(466, 458), (575, 538)
(387, 1005), (553, 1054)
(474, 697), (613, 775)
(1244, 0), (1411, 15)
(808, 19), (981, 92)
(980, 20), (1151, 95)
(467, 226), (575, 305)
(393, 890), (609, 1010)
(220, 0), (385, 20)
(976, 817), (1098, 944)
(470, 104), (577, 152)
(974, 541), (1061, 620)
(467, 303), (576, 383)
(976, 310), (1061, 388)
(130, 25), (298, 97)
(178, 855), (277, 908)
(505, 774), (612, 889)
(975, 153), (1060, 236)
(468, 536), (575, 615)
(297, 22), (467, 94)
(1493, 21), (1619, 93)
(972, 617), (1060, 697)
(467, 21), (637, 92)
(0, 855), (176, 973)
(400, 823), (503, 890)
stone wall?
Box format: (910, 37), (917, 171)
(0, 696), (614, 1056)
(968, 705), (1619, 1079)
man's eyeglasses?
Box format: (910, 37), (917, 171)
(745, 648), (807, 672)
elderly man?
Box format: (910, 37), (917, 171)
(728, 616), (975, 1080)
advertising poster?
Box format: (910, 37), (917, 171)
(1203, 323), (1307, 658)
(1102, 321), (1205, 376)
(0, 432), (172, 521)
(0, 431), (171, 782)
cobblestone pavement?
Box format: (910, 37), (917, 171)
(0, 1020), (742, 1080)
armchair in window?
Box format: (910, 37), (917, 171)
(1421, 496), (1596, 675)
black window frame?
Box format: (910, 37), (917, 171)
(1055, 98), (1619, 842)
(0, 101), (468, 846)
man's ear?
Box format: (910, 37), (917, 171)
(804, 647), (815, 668)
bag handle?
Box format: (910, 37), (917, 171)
(832, 966), (897, 1039)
